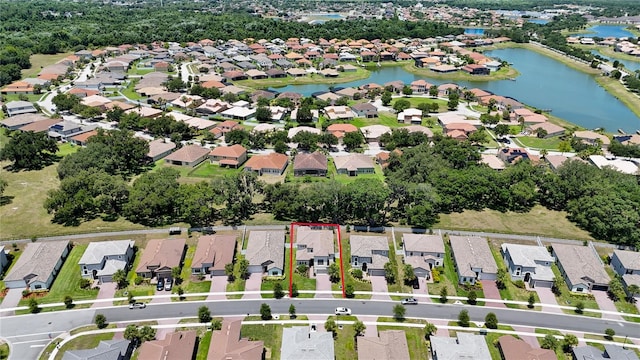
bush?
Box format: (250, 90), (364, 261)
(467, 290), (477, 305)
(211, 319), (222, 330)
(575, 301), (584, 314)
(541, 334), (558, 349)
(198, 306), (212, 323)
(351, 268), (363, 280)
(439, 287), (448, 303)
(458, 310), (470, 327)
(134, 276), (143, 285)
(431, 268), (441, 283)
(291, 283), (299, 298)
(484, 312), (498, 329)
(345, 283), (355, 298)
(527, 293), (536, 309)
(22, 290), (30, 298)
(260, 303), (272, 320)
(273, 282), (285, 299)
(296, 264), (309, 276)
(604, 328), (615, 340)
(79, 278), (92, 289)
(64, 295), (73, 309)
(514, 280), (526, 289)
(95, 314), (107, 329)
(28, 298), (40, 314)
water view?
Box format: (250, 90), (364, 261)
(527, 19), (550, 25)
(273, 48), (640, 132)
(464, 28), (485, 35)
(579, 25), (635, 38)
(590, 50), (640, 72)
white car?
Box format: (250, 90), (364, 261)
(401, 298), (418, 305)
(129, 302), (146, 309)
(335, 307), (351, 316)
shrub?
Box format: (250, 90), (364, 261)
(64, 296), (73, 309)
(439, 287), (448, 303)
(211, 319), (222, 331)
(260, 303), (272, 320)
(79, 278), (92, 289)
(296, 264), (309, 276)
(458, 310), (470, 327)
(541, 334), (558, 349)
(345, 283), (355, 298)
(514, 280), (526, 289)
(527, 293), (536, 309)
(604, 328), (615, 340)
(484, 312), (498, 329)
(134, 276), (143, 285)
(273, 282), (285, 299)
(198, 306), (212, 323)
(22, 290), (30, 298)
(351, 268), (363, 280)
(431, 268), (441, 283)
(467, 290), (477, 305)
(28, 298), (40, 314)
(95, 314), (107, 329)
(575, 301), (585, 314)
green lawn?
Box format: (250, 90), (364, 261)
(261, 247), (316, 299)
(0, 342), (8, 360)
(120, 79), (144, 101)
(172, 244), (210, 301)
(17, 244), (98, 306)
(387, 252), (413, 297)
(332, 163), (385, 185)
(2, 93), (43, 103)
(335, 324), (357, 360)
(235, 67), (370, 89)
(189, 162), (242, 179)
(350, 112), (406, 128)
(391, 97), (449, 113)
(240, 324), (283, 360)
(21, 52), (72, 78)
(56, 142), (80, 157)
(195, 331), (212, 360)
(551, 264), (601, 317)
(514, 136), (563, 150)
(332, 236), (372, 299)
(226, 253), (247, 299)
(53, 333), (114, 360)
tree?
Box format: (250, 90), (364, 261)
(198, 306), (212, 323)
(124, 168), (180, 226)
(381, 91), (392, 106)
(123, 324), (139, 343)
(484, 312), (498, 329)
(28, 298), (39, 313)
(176, 286), (184, 299)
(575, 301), (584, 314)
(383, 262), (396, 284)
(273, 282), (285, 299)
(274, 140), (289, 154)
(345, 283), (355, 298)
(353, 320), (366, 336)
(439, 287), (448, 303)
(457, 309), (470, 327)
(112, 269), (128, 289)
(541, 334), (559, 349)
(95, 314), (107, 329)
(224, 263), (235, 281)
(403, 264), (416, 285)
(535, 127), (548, 139)
(139, 326), (156, 342)
(496, 268), (508, 290)
(562, 334), (578, 352)
(604, 328), (615, 340)
(64, 295), (73, 309)
(291, 282), (299, 298)
(0, 131), (58, 170)
(528, 292), (536, 308)
(402, 85), (413, 96)
(163, 77), (186, 92)
(393, 304), (406, 320)
(325, 319), (337, 335)
(424, 322), (437, 340)
(447, 92), (459, 110)
(211, 319), (222, 330)
(296, 106), (313, 123)
(171, 266), (182, 284)
(351, 268), (363, 280)
(238, 259), (249, 280)
(289, 304), (296, 318)
(467, 290), (477, 305)
(260, 303), (272, 320)
(494, 124), (511, 137)
(627, 284), (640, 301)
(428, 85), (438, 98)
(607, 278), (625, 302)
(255, 106), (272, 122)
(329, 262), (341, 283)
(552, 277), (563, 295)
(342, 131), (365, 151)
(393, 99), (411, 112)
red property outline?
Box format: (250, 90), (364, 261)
(289, 222), (345, 298)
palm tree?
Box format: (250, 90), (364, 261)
(540, 149), (549, 158)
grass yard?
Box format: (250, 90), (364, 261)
(332, 236), (372, 299)
(56, 142), (80, 157)
(172, 244), (211, 301)
(53, 333), (114, 360)
(261, 247), (316, 298)
(387, 253), (413, 297)
(550, 264), (601, 317)
(437, 205), (594, 241)
(235, 67), (370, 90)
(377, 325), (430, 360)
(334, 324), (357, 360)
(189, 162), (242, 179)
(0, 342), (8, 360)
(429, 238), (485, 303)
(18, 244), (98, 306)
(391, 97), (449, 113)
(331, 162), (385, 185)
(226, 253), (247, 299)
(513, 136), (563, 150)
(2, 93), (43, 103)
(0, 163), (146, 240)
(240, 324), (283, 360)
(195, 331), (212, 360)
(120, 79), (144, 101)
(21, 52), (72, 78)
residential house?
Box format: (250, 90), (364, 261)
(61, 340), (131, 360)
(497, 147), (540, 164)
(293, 152), (328, 177)
(350, 235), (389, 276)
(357, 330), (410, 360)
(351, 102), (378, 118)
(78, 240), (135, 284)
(1, 113), (49, 130)
(245, 230), (285, 276)
(402, 234), (445, 279)
(1, 81), (35, 95)
(209, 144), (248, 168)
(497, 335), (556, 360)
(334, 87), (363, 99)
(324, 106), (356, 121)
(288, 126), (321, 139)
(574, 130), (611, 148)
(572, 345), (639, 360)
(220, 106), (256, 121)
(410, 80), (432, 94)
(397, 108), (422, 124)
(5, 101), (37, 117)
(326, 123), (358, 140)
(360, 124), (392, 142)
(430, 333), (491, 360)
(137, 331), (197, 360)
(191, 235), (236, 276)
(462, 64), (490, 75)
(333, 154), (375, 176)
(295, 227), (334, 274)
(527, 122), (565, 138)
(449, 235), (498, 284)
(4, 240), (70, 290)
(0, 246), (7, 276)
(281, 327), (334, 360)
(135, 238), (186, 280)
(69, 130), (98, 146)
(207, 320), (264, 360)
(552, 243), (610, 293)
(18, 118), (61, 133)
(589, 155), (639, 175)
(376, 149), (402, 168)
(164, 144), (210, 167)
(48, 121), (89, 141)
(244, 153), (289, 176)
(610, 250), (640, 300)
(501, 244), (555, 288)
(146, 139), (176, 162)
(207, 120), (239, 138)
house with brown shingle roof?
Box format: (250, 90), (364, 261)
(207, 320), (264, 360)
(528, 122), (565, 138)
(135, 238), (186, 280)
(552, 243), (610, 293)
(449, 235), (497, 284)
(18, 117), (61, 133)
(293, 152), (327, 177)
(191, 235), (236, 276)
(1, 113), (49, 130)
(295, 227), (334, 273)
(137, 331), (197, 360)
(209, 144), (248, 168)
(244, 153), (288, 175)
(357, 330), (410, 360)
(164, 144), (209, 167)
(327, 123), (358, 140)
(497, 335), (556, 360)
(333, 154), (375, 176)
(146, 139), (176, 162)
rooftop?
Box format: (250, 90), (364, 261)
(4, 240), (69, 287)
(281, 327), (335, 360)
(78, 240), (134, 265)
(192, 235), (236, 272)
(245, 231), (285, 271)
(552, 243), (610, 286)
(135, 238), (186, 274)
(449, 236), (497, 277)
(208, 320), (264, 360)
(614, 250), (640, 271)
(357, 330), (410, 360)
(403, 233), (445, 254)
(430, 332), (492, 360)
(137, 331), (197, 360)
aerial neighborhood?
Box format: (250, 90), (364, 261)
(1, 0), (640, 359)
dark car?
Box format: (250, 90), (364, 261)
(157, 279), (165, 291)
(497, 137), (511, 144)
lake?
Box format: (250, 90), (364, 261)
(528, 19), (550, 25)
(464, 28), (485, 35)
(273, 48), (640, 132)
(590, 50), (640, 72)
(580, 25), (635, 39)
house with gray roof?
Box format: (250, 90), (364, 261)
(62, 339), (131, 360)
(5, 100), (37, 117)
(403, 234), (445, 279)
(246, 231), (285, 276)
(572, 345), (639, 360)
(280, 327), (334, 360)
(78, 240), (135, 284)
(357, 330), (410, 360)
(430, 332), (491, 360)
(449, 236), (497, 284)
(0, 246), (8, 276)
(333, 154), (375, 176)
(610, 249), (640, 300)
(501, 243), (555, 288)
(4, 240), (70, 290)
(295, 227), (334, 275)
(350, 235), (389, 276)
(552, 243), (610, 293)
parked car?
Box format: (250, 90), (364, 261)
(129, 302), (146, 309)
(335, 307), (351, 316)
(401, 298), (418, 305)
(157, 279), (165, 291)
(497, 137), (511, 144)
(164, 278), (173, 291)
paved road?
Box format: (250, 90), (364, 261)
(2, 298), (639, 360)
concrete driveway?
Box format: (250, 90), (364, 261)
(0, 288), (23, 314)
(418, 278), (432, 303)
(592, 290), (623, 320)
(207, 275), (228, 300)
(243, 273), (262, 299)
(535, 287), (563, 314)
(315, 273), (333, 298)
(480, 280), (505, 308)
(92, 282), (117, 308)
(370, 275), (390, 301)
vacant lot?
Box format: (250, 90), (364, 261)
(21, 52), (72, 79)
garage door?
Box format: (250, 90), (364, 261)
(592, 284), (608, 291)
(369, 269), (386, 276)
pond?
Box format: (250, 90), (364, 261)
(579, 25), (636, 39)
(590, 49), (640, 72)
(464, 28), (485, 35)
